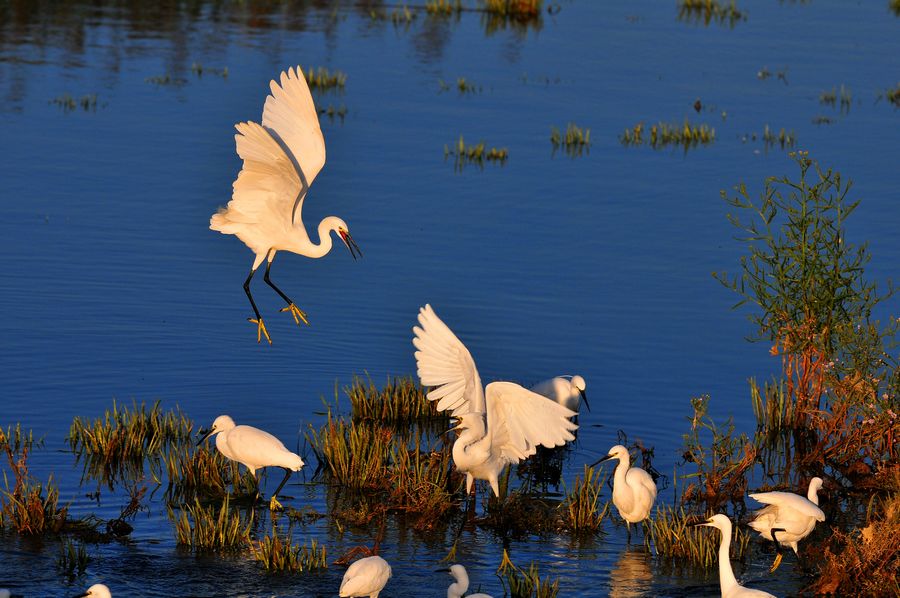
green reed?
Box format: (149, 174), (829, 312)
(483, 0), (542, 18)
(1, 425), (67, 535)
(346, 374), (447, 424)
(619, 120), (715, 150)
(57, 539), (90, 579)
(426, 0), (463, 16)
(253, 532), (328, 573)
(561, 465), (609, 533)
(173, 496), (252, 551)
(301, 66), (346, 91)
(550, 123), (591, 157)
(677, 0), (744, 27)
(306, 408), (394, 490)
(499, 550), (559, 598)
(445, 135), (509, 170)
(163, 444), (258, 504)
(644, 505), (748, 568)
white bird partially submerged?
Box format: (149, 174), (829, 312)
(591, 445), (656, 526)
(439, 564), (494, 598)
(413, 304), (577, 497)
(197, 415), (304, 510)
(339, 555), (392, 598)
(530, 375), (589, 413)
(697, 514), (777, 598)
(748, 477), (825, 572)
(210, 66), (361, 344)
(72, 585), (112, 598)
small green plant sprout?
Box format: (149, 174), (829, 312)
(456, 77), (481, 93)
(390, 5), (417, 25)
(619, 120), (715, 151)
(57, 539), (90, 579)
(644, 506), (749, 568)
(318, 104), (348, 122)
(444, 135), (509, 170)
(498, 549), (560, 598)
(300, 66), (346, 91)
(677, 0), (745, 27)
(252, 531), (327, 573)
(426, 0), (463, 16)
(191, 62), (228, 78)
(550, 123), (591, 157)
(761, 124), (796, 150)
(878, 82), (900, 107)
(560, 464), (609, 533)
(172, 496), (253, 551)
(1, 425), (67, 535)
(50, 94), (98, 112)
(346, 374), (446, 423)
(819, 84), (852, 113)
(145, 73), (187, 86)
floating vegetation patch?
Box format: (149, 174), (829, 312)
(318, 104), (347, 122)
(677, 0), (745, 27)
(645, 506), (749, 568)
(812, 115), (836, 125)
(346, 375), (446, 424)
(145, 74), (187, 87)
(301, 66), (346, 91)
(50, 93), (98, 112)
(619, 120), (715, 151)
(172, 496), (253, 551)
(550, 123), (591, 157)
(483, 0), (543, 18)
(426, 0), (463, 16)
(439, 77), (481, 94)
(739, 125), (796, 151)
(880, 82), (900, 107)
(191, 62), (228, 78)
(756, 66), (788, 84)
(444, 135), (509, 170)
(498, 550), (560, 598)
(0, 425), (67, 535)
(819, 84), (852, 112)
(57, 539), (90, 579)
(252, 532), (327, 573)
(561, 465), (609, 533)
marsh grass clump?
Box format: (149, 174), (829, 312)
(677, 0), (744, 27)
(346, 375), (446, 424)
(164, 444), (257, 504)
(560, 465), (609, 533)
(645, 506), (749, 568)
(0, 425), (67, 535)
(819, 84), (852, 113)
(550, 123), (591, 157)
(388, 434), (459, 528)
(761, 124), (796, 150)
(498, 550), (560, 598)
(50, 93), (98, 112)
(301, 66), (346, 91)
(426, 0), (463, 15)
(173, 496), (252, 551)
(191, 62), (228, 78)
(306, 408), (394, 489)
(57, 539), (90, 579)
(749, 378), (795, 436)
(482, 0), (542, 18)
(619, 120), (715, 151)
(444, 135), (509, 170)
(252, 532), (327, 573)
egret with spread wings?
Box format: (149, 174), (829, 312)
(412, 304), (577, 497)
(210, 66), (361, 344)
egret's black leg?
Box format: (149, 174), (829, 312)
(268, 468), (292, 511)
(264, 258), (309, 326)
(769, 528), (786, 572)
(243, 267), (271, 344)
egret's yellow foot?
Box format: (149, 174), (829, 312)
(280, 303), (309, 326)
(269, 495), (283, 511)
(248, 318), (272, 344)
(769, 552), (784, 573)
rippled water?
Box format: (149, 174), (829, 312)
(1, 1), (899, 596)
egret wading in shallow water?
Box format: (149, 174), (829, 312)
(748, 477), (825, 572)
(591, 445), (656, 535)
(438, 564), (494, 598)
(72, 585), (112, 598)
(339, 555), (392, 598)
(197, 415), (304, 510)
(412, 304), (578, 497)
(531, 375), (589, 413)
(210, 66), (361, 344)
(697, 514), (777, 598)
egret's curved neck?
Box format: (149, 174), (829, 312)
(613, 456), (634, 509)
(716, 523), (739, 595)
(808, 483), (820, 505)
(215, 431), (234, 461)
(453, 421), (490, 467)
(448, 573), (469, 598)
(302, 216), (341, 258)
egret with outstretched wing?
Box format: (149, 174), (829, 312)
(748, 477), (825, 572)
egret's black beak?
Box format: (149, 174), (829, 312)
(589, 453), (614, 468)
(339, 229), (362, 260)
(71, 593), (90, 598)
(196, 428), (214, 446)
(435, 567), (451, 573)
(580, 389), (591, 412)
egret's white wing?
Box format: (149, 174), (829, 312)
(485, 381), (577, 463)
(413, 304), (485, 415)
(749, 491), (826, 521)
(628, 466), (658, 502)
(262, 66), (326, 225)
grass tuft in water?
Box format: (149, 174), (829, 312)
(550, 123), (591, 157)
(252, 532), (327, 573)
(619, 120), (715, 151)
(498, 549), (560, 598)
(145, 74), (187, 86)
(50, 93), (98, 112)
(880, 82), (900, 107)
(426, 0), (463, 15)
(645, 505), (748, 568)
(347, 375), (446, 424)
(172, 496), (252, 551)
(164, 444), (258, 504)
(560, 465), (609, 533)
(444, 135), (509, 170)
(0, 425), (67, 535)
(57, 539), (90, 579)
(819, 84), (852, 113)
(301, 66), (346, 91)
(482, 0), (542, 18)
(191, 62), (228, 78)
(678, 0), (744, 27)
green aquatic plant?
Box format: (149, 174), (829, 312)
(346, 374), (446, 424)
(306, 407), (394, 489)
(819, 84), (852, 113)
(57, 539), (90, 579)
(0, 425), (67, 535)
(145, 74), (187, 86)
(426, 0), (463, 15)
(190, 62), (228, 78)
(444, 135), (509, 170)
(390, 5), (417, 24)
(172, 496), (253, 551)
(50, 93), (98, 112)
(498, 550), (559, 598)
(163, 444), (257, 504)
(619, 120), (715, 151)
(678, 0), (744, 27)
(560, 465), (609, 533)
(881, 83), (900, 107)
(301, 66), (346, 91)
(482, 0), (542, 18)
(761, 124), (796, 150)
(645, 505), (749, 568)
(252, 532), (327, 573)
(550, 123), (591, 157)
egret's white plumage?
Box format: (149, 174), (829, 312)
(412, 304), (578, 497)
(210, 66), (360, 344)
(197, 415), (304, 509)
(748, 477), (825, 571)
(339, 555), (392, 598)
(530, 375), (589, 413)
(592, 445), (656, 524)
(72, 584), (112, 598)
(699, 514), (777, 598)
(441, 564), (494, 598)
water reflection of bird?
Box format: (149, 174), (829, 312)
(438, 564), (494, 598)
(210, 66), (361, 344)
(531, 375), (589, 413)
(339, 555), (392, 598)
(197, 415), (304, 510)
(748, 477), (825, 572)
(591, 445), (656, 532)
(413, 304), (578, 497)
(609, 548), (653, 598)
(72, 585), (112, 598)
(698, 514), (776, 598)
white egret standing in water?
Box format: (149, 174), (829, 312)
(748, 477), (825, 572)
(339, 555), (392, 598)
(210, 66), (361, 344)
(72, 585), (112, 598)
(591, 445), (656, 532)
(197, 415), (304, 510)
(697, 514), (777, 598)
(531, 375), (589, 413)
(438, 564), (494, 598)
(413, 304), (578, 497)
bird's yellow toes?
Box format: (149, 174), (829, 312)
(769, 552), (783, 573)
(248, 318), (272, 344)
(280, 303), (309, 326)
(269, 496), (283, 511)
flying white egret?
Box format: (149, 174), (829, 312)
(748, 477), (825, 572)
(591, 445), (657, 527)
(210, 66), (361, 344)
(197, 415), (304, 510)
(697, 514), (777, 598)
(438, 564), (494, 598)
(530, 375), (589, 413)
(72, 585), (112, 598)
(339, 555), (392, 598)
(412, 304), (578, 497)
